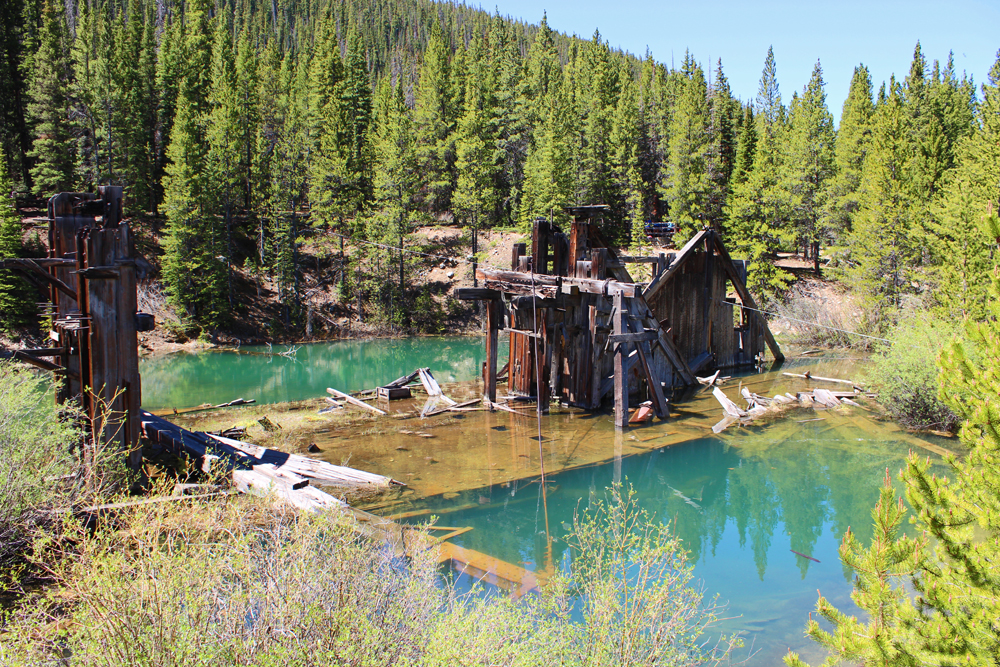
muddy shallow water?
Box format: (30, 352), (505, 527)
(151, 343), (955, 665)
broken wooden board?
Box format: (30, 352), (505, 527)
(713, 386), (746, 418)
(327, 387), (388, 415)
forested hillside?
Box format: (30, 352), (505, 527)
(1, 0), (997, 339)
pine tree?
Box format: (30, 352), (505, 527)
(661, 52), (711, 241)
(725, 50), (791, 301)
(519, 72), (574, 229)
(0, 158), (33, 331)
(841, 83), (913, 334)
(206, 14), (241, 307)
(783, 60), (835, 275)
(827, 65), (874, 240)
(161, 0), (227, 328)
(1, 0), (34, 188)
(608, 72), (643, 246)
(757, 45), (783, 133)
(453, 32), (500, 228)
(705, 60), (737, 231)
(412, 23), (455, 215)
(926, 53), (1000, 320)
(27, 0), (73, 195)
(788, 208), (1000, 665)
(783, 471), (923, 666)
(731, 105), (756, 187)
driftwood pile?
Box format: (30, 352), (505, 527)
(323, 367), (476, 418)
(711, 373), (865, 434)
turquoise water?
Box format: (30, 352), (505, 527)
(139, 336), (500, 411)
(395, 411), (941, 665)
(142, 339), (953, 664)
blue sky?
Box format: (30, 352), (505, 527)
(489, 0), (1000, 123)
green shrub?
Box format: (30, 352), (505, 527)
(863, 313), (961, 431)
(0, 362), (81, 566)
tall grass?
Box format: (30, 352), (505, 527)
(1, 485), (741, 666)
(0, 362), (81, 567)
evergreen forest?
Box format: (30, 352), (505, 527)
(1, 0), (998, 338)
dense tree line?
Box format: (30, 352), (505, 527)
(0, 0), (996, 334)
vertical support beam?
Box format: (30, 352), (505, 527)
(552, 233), (568, 277)
(613, 291), (629, 429)
(568, 221), (588, 277)
(589, 303), (602, 409)
(531, 220), (549, 275)
(702, 231), (715, 357)
(591, 248), (607, 280)
(536, 312), (549, 412)
(511, 243), (526, 270)
(484, 299), (500, 403)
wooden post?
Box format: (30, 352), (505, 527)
(702, 232), (715, 356)
(531, 219), (549, 275)
(613, 291), (629, 429)
(568, 221), (588, 277)
(591, 248), (607, 280)
(485, 299), (500, 403)
(511, 243), (526, 271)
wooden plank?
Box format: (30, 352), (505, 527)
(511, 243), (526, 270)
(568, 221), (587, 277)
(591, 248), (607, 280)
(327, 387), (388, 415)
(478, 269), (640, 298)
(642, 229), (709, 301)
(454, 287), (502, 301)
(607, 331), (657, 344)
(713, 386), (747, 418)
(710, 234), (784, 362)
(702, 232), (715, 357)
(384, 370), (420, 388)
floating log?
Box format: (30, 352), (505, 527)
(812, 388), (842, 408)
(783, 371), (859, 387)
(790, 549), (820, 563)
(327, 387), (388, 415)
(712, 387), (746, 418)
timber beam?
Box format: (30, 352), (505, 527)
(477, 268), (640, 299)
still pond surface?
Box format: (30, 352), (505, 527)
(141, 338), (952, 665)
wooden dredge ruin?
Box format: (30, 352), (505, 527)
(458, 206), (783, 428)
(0, 194), (789, 596)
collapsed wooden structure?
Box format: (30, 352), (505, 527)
(0, 187), (149, 469)
(458, 207), (783, 427)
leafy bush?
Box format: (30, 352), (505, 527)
(863, 313), (961, 431)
